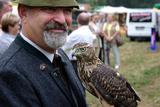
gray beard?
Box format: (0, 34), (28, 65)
(43, 31), (67, 49)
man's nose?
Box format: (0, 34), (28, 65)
(54, 10), (66, 24)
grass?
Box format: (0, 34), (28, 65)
(86, 37), (160, 107)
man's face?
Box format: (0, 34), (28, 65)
(21, 6), (72, 51)
(2, 1), (12, 13)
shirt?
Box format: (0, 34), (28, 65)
(0, 32), (16, 56)
(20, 32), (54, 62)
(62, 25), (96, 60)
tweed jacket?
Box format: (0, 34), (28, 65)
(0, 35), (87, 107)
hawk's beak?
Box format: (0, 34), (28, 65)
(72, 53), (75, 58)
(72, 48), (81, 59)
(72, 48), (77, 59)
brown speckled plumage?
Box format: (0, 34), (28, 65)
(73, 43), (141, 107)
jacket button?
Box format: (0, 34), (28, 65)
(53, 72), (58, 77)
(40, 63), (47, 71)
(51, 72), (58, 77)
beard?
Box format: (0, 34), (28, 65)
(43, 31), (67, 49)
(43, 21), (68, 49)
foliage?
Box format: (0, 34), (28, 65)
(106, 0), (160, 8)
(154, 3), (160, 9)
(77, 0), (107, 6)
(77, 0), (160, 8)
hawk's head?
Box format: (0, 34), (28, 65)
(73, 43), (96, 61)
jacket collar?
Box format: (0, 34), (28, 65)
(14, 34), (51, 65)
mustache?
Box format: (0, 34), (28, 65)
(44, 21), (67, 31)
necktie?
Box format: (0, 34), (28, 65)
(52, 54), (68, 86)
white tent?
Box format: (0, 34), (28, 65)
(95, 6), (129, 13)
(12, 6), (19, 17)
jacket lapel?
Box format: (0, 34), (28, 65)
(58, 49), (87, 107)
(49, 67), (76, 107)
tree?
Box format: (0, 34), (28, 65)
(77, 0), (107, 6)
(77, 0), (160, 8)
(103, 0), (160, 8)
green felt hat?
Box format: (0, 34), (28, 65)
(17, 0), (79, 8)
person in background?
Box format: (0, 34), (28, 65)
(89, 13), (102, 58)
(102, 13), (121, 70)
(96, 13), (107, 62)
(0, 0), (12, 24)
(0, 0), (12, 34)
(0, 12), (20, 56)
(0, 0), (87, 107)
(62, 12), (96, 73)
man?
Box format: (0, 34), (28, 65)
(62, 12), (96, 60)
(62, 12), (96, 72)
(0, 0), (13, 34)
(0, 0), (87, 107)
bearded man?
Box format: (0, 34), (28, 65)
(0, 0), (87, 107)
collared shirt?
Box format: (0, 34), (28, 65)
(20, 32), (54, 62)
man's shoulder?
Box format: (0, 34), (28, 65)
(0, 37), (51, 70)
(78, 25), (90, 31)
(70, 26), (91, 36)
(0, 42), (22, 67)
(0, 43), (41, 74)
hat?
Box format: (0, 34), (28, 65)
(17, 0), (79, 8)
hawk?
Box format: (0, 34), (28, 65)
(73, 43), (141, 107)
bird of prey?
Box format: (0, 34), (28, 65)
(73, 42), (141, 107)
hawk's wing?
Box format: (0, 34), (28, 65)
(90, 64), (140, 107)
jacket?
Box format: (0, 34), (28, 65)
(0, 35), (87, 107)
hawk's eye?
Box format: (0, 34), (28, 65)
(80, 48), (86, 52)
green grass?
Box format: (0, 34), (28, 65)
(130, 66), (160, 88)
(86, 37), (160, 107)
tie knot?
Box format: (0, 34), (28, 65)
(54, 54), (60, 60)
(52, 54), (61, 66)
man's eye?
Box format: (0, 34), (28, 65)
(63, 9), (72, 15)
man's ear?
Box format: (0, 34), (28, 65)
(17, 4), (28, 19)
